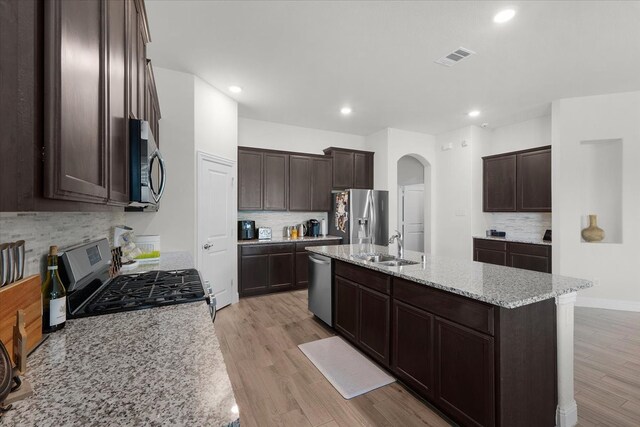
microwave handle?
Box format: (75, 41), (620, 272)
(150, 150), (167, 203)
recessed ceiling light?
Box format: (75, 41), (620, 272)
(493, 9), (516, 23)
(229, 86), (242, 93)
(468, 110), (481, 118)
(340, 107), (352, 115)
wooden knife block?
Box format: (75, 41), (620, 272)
(0, 275), (42, 364)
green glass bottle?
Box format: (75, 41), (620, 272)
(42, 246), (67, 333)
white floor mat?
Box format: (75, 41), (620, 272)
(298, 336), (395, 399)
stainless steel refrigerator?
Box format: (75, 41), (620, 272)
(329, 189), (389, 245)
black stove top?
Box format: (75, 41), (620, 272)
(69, 268), (206, 318)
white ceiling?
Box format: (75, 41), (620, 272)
(146, 1), (640, 136)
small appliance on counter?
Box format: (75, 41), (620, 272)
(486, 229), (507, 238)
(543, 229), (552, 242)
(238, 220), (256, 240)
(258, 227), (272, 240)
(307, 219), (320, 237)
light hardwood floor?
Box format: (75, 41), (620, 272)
(215, 291), (640, 426)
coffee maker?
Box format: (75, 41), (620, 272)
(238, 220), (256, 240)
(307, 219), (320, 237)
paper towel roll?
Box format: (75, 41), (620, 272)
(321, 219), (328, 236)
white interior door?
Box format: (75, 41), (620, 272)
(400, 184), (425, 252)
(197, 152), (236, 309)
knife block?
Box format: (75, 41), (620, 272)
(0, 275), (42, 363)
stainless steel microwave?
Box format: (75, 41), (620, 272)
(129, 119), (166, 210)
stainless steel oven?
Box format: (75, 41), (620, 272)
(129, 119), (166, 210)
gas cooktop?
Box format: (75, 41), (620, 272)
(59, 239), (209, 319)
(85, 269), (205, 316)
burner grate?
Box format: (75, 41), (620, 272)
(85, 269), (205, 315)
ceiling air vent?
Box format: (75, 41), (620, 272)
(435, 47), (476, 67)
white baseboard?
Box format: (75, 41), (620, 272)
(576, 296), (640, 312)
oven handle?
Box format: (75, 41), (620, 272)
(204, 281), (217, 323)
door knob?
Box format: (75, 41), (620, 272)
(203, 243), (212, 250)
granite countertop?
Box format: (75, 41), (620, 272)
(4, 252), (238, 427)
(474, 235), (552, 246)
(308, 244), (592, 309)
(237, 235), (342, 245)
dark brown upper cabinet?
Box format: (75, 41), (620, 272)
(145, 60), (161, 144)
(289, 155), (312, 211)
(44, 0), (109, 204)
(323, 147), (374, 190)
(1, 0), (156, 211)
(310, 157), (333, 211)
(517, 148), (551, 212)
(263, 153), (289, 211)
(483, 146), (551, 212)
(238, 147), (334, 212)
(238, 149), (263, 210)
(483, 154), (517, 212)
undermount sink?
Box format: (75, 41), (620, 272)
(351, 253), (398, 263)
(351, 253), (419, 267)
(375, 259), (420, 267)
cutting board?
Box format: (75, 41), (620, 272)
(0, 275), (42, 363)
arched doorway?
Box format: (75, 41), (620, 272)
(397, 154), (432, 253)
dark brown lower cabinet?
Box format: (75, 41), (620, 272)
(238, 239), (340, 297)
(238, 254), (269, 296)
(332, 261), (557, 427)
(268, 253), (294, 291)
(473, 238), (552, 273)
(436, 318), (495, 427)
(392, 300), (434, 399)
(334, 276), (359, 342)
(358, 286), (390, 366)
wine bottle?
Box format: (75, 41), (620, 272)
(42, 245), (67, 333)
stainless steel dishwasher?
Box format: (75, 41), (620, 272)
(308, 253), (332, 326)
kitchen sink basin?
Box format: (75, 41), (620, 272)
(351, 253), (398, 263)
(375, 259), (420, 267)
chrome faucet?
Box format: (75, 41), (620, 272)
(388, 230), (404, 259)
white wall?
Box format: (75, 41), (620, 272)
(126, 68), (238, 263)
(552, 91), (640, 310)
(238, 117), (366, 154)
(433, 126), (474, 259)
(126, 68), (196, 255)
(397, 155), (425, 186)
(365, 129), (389, 190)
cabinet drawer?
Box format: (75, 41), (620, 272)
(295, 239), (340, 252)
(473, 238), (507, 252)
(393, 278), (494, 336)
(335, 260), (390, 295)
(509, 242), (550, 257)
(241, 243), (293, 256)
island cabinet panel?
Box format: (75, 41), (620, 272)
(435, 318), (495, 427)
(289, 155), (312, 211)
(334, 276), (359, 342)
(238, 149), (263, 210)
(358, 286), (390, 366)
(263, 153), (289, 211)
(517, 148), (551, 212)
(392, 300), (435, 399)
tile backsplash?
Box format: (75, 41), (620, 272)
(238, 211), (328, 237)
(482, 212), (551, 241)
(0, 212), (125, 279)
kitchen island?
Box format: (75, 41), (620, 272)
(3, 253), (238, 427)
(308, 244), (592, 427)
